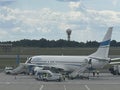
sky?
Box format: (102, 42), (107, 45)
(0, 0), (120, 42)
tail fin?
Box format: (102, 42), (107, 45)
(89, 27), (113, 59)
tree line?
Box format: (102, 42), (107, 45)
(0, 38), (120, 47)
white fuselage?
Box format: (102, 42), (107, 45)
(25, 55), (108, 72)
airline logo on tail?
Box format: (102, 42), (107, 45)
(100, 27), (113, 47)
(100, 39), (111, 47)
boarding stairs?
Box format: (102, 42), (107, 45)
(69, 63), (90, 78)
(12, 63), (27, 74)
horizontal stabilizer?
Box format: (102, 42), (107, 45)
(110, 62), (120, 65)
(111, 58), (120, 61)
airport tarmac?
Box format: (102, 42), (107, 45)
(0, 72), (120, 90)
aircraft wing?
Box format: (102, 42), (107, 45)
(42, 64), (65, 70)
(111, 58), (120, 61)
(110, 62), (120, 65)
(25, 63), (66, 71)
(31, 64), (67, 71)
(109, 58), (120, 65)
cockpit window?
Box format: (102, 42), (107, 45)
(25, 56), (42, 63)
(28, 58), (32, 63)
(31, 57), (42, 63)
(25, 57), (32, 63)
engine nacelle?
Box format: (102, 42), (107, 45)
(87, 58), (108, 69)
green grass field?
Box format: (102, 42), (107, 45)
(0, 47), (120, 68)
(0, 47), (120, 55)
(0, 58), (26, 68)
(0, 47), (97, 55)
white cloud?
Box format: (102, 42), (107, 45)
(0, 4), (120, 41)
(57, 0), (80, 2)
(69, 2), (81, 10)
(112, 0), (118, 6)
(69, 2), (86, 12)
(0, 29), (8, 40)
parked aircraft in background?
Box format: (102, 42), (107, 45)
(23, 27), (117, 78)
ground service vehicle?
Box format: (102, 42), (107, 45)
(35, 70), (63, 81)
(4, 67), (13, 74)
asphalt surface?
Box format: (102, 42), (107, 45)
(0, 73), (120, 90)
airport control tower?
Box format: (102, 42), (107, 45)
(66, 29), (72, 41)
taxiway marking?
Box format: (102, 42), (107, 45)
(39, 85), (44, 90)
(64, 85), (67, 90)
(85, 85), (90, 90)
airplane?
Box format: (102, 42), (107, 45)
(23, 27), (118, 78)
